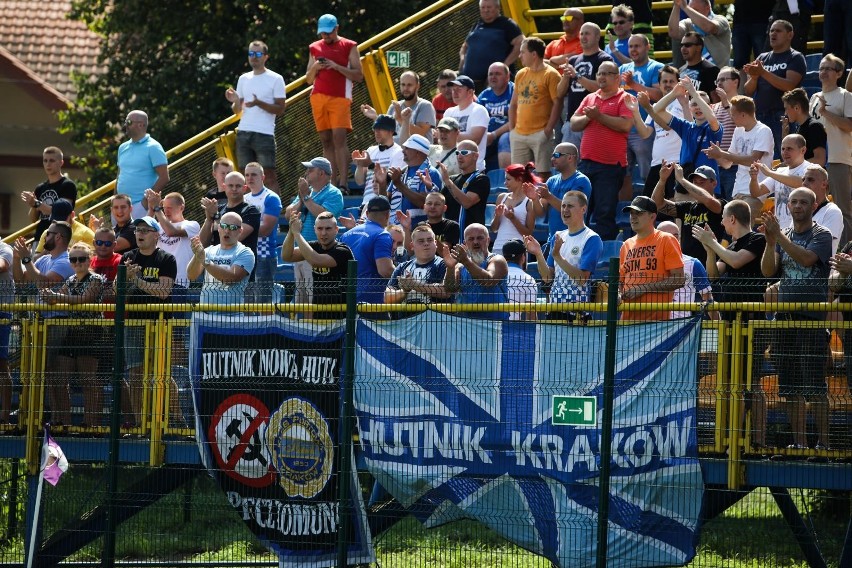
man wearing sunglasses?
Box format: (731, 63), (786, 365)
(33, 198), (93, 260)
(437, 141), (490, 233)
(544, 8), (584, 69)
(117, 110), (169, 219)
(119, 216), (176, 429)
(225, 40), (286, 192)
(188, 213), (255, 307)
(678, 31), (720, 99)
(668, 0), (731, 69)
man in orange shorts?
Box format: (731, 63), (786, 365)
(307, 13), (364, 191)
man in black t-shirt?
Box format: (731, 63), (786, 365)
(119, 216), (177, 429)
(437, 141), (490, 233)
(199, 171), (261, 254)
(781, 88), (827, 167)
(678, 32), (720, 101)
(281, 210), (353, 319)
(422, 192), (460, 247)
(20, 146), (77, 245)
(558, 23), (614, 149)
(651, 162), (724, 265)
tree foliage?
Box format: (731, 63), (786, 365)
(59, 0), (435, 190)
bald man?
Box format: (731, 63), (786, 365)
(117, 109), (169, 219)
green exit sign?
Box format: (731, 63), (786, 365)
(552, 396), (597, 426)
(386, 51), (410, 68)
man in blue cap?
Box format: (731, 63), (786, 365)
(307, 13), (364, 191)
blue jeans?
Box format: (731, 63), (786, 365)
(247, 256), (277, 303)
(756, 110), (783, 160)
(580, 160), (625, 241)
(732, 22), (768, 69)
(627, 130), (653, 182)
(719, 165), (737, 202)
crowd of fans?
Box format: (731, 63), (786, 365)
(3, 0), (852, 444)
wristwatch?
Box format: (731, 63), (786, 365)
(304, 195), (313, 202)
(210, 213), (221, 221)
(21, 257), (32, 265)
(153, 206), (164, 213)
(33, 200), (41, 208)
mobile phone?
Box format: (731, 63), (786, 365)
(317, 57), (327, 63)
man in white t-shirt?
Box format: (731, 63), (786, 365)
(444, 75), (490, 171)
(500, 238), (539, 321)
(748, 134), (810, 228)
(224, 40), (286, 191)
(352, 114), (405, 211)
(145, 190), (200, 287)
(704, 95), (774, 218)
(803, 164), (844, 253)
(809, 53), (852, 243)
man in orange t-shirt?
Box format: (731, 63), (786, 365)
(544, 8), (584, 70)
(619, 196), (685, 320)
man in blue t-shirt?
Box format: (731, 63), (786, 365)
(117, 110), (169, 219)
(532, 142), (591, 241)
(340, 196), (394, 304)
(477, 62), (514, 170)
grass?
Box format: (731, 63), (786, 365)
(0, 464), (848, 567)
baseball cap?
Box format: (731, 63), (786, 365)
(317, 14), (338, 34)
(689, 165), (718, 183)
(301, 157), (332, 175)
(402, 134), (431, 154)
(366, 196), (391, 212)
(49, 198), (74, 221)
(501, 239), (527, 258)
(622, 195), (657, 214)
(373, 114), (396, 133)
(436, 117), (460, 131)
(132, 216), (162, 233)
(449, 75), (475, 89)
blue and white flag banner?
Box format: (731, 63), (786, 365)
(191, 314), (374, 568)
(355, 313), (704, 568)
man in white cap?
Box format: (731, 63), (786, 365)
(444, 75), (490, 171)
(307, 13), (364, 190)
(427, 117), (462, 176)
(382, 134), (441, 223)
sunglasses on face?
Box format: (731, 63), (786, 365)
(248, 50), (265, 58)
(560, 15), (574, 22)
(94, 239), (114, 247)
(455, 149), (476, 156)
(219, 222), (241, 231)
(612, 20), (628, 26)
(552, 152), (575, 159)
(69, 256), (90, 263)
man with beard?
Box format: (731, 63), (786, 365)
(282, 211), (353, 319)
(224, 40), (286, 191)
(442, 223), (509, 320)
(361, 70), (436, 143)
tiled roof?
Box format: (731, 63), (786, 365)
(0, 0), (102, 100)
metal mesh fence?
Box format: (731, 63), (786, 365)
(0, 273), (851, 567)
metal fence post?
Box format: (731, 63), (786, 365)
(336, 260), (358, 567)
(103, 264), (127, 568)
(596, 257), (620, 568)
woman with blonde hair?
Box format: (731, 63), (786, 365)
(41, 243), (106, 428)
